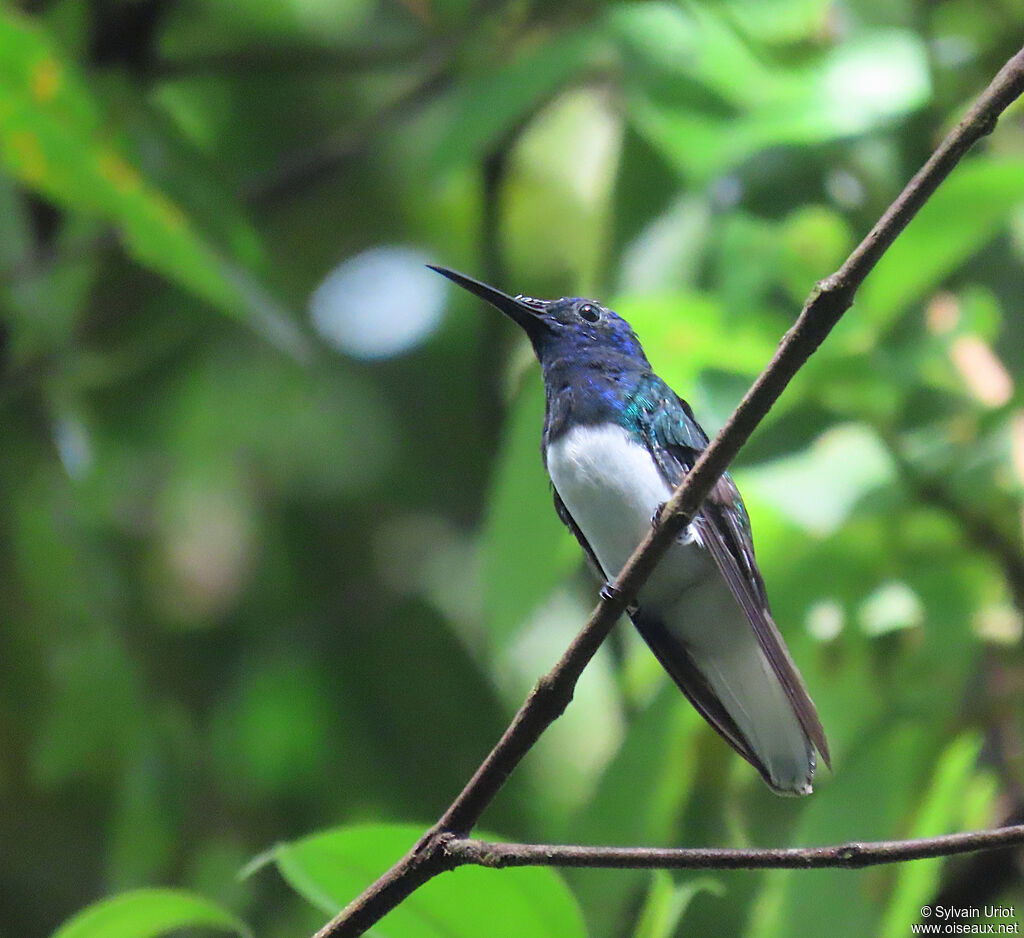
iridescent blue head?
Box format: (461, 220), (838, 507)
(429, 266), (649, 372)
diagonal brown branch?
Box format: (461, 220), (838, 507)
(313, 44), (1024, 938)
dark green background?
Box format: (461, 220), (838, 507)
(3, 1), (1024, 936)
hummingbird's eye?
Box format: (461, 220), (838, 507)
(578, 303), (600, 323)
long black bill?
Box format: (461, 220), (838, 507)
(428, 265), (542, 332)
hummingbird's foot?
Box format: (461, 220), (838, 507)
(600, 582), (639, 615)
(600, 582), (621, 603)
(651, 501), (668, 528)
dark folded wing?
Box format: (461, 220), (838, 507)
(641, 386), (831, 768)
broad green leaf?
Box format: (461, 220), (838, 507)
(503, 87), (623, 290)
(859, 159), (1024, 324)
(0, 11), (305, 354)
(563, 686), (702, 938)
(720, 0), (836, 45)
(606, 2), (767, 108)
(481, 378), (578, 646)
(627, 97), (753, 184)
(50, 888), (249, 938)
(880, 733), (987, 938)
(776, 205), (854, 305)
(635, 871), (723, 938)
(750, 722), (937, 938)
(570, 687), (701, 846)
(742, 31), (930, 141)
(430, 29), (599, 173)
(270, 823), (587, 938)
(613, 291), (775, 390)
(739, 423), (896, 535)
(623, 16), (930, 182)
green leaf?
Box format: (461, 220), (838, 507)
(738, 423), (896, 535)
(879, 733), (988, 938)
(481, 378), (578, 646)
(719, 0), (837, 45)
(430, 29), (599, 173)
(859, 158), (1024, 325)
(623, 14), (930, 182)
(613, 290), (775, 390)
(776, 205), (854, 305)
(0, 10), (306, 355)
(50, 888), (249, 938)
(634, 871), (723, 938)
(746, 30), (931, 141)
(750, 722), (944, 938)
(563, 687), (702, 936)
(271, 823), (587, 938)
(571, 687), (700, 846)
(606, 2), (764, 109)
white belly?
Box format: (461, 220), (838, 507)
(547, 423), (682, 582)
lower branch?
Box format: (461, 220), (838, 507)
(447, 823), (1024, 871)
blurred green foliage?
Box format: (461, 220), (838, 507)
(3, 0), (1024, 936)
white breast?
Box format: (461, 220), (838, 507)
(547, 424), (674, 581)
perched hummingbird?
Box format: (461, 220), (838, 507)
(431, 265), (830, 795)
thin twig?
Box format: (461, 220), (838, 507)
(312, 44), (1024, 938)
(446, 824), (1024, 870)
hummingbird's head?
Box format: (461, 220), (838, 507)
(429, 266), (648, 365)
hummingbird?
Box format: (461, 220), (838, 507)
(431, 265), (830, 795)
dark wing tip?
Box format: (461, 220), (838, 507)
(698, 480), (833, 775)
(816, 729), (833, 771)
